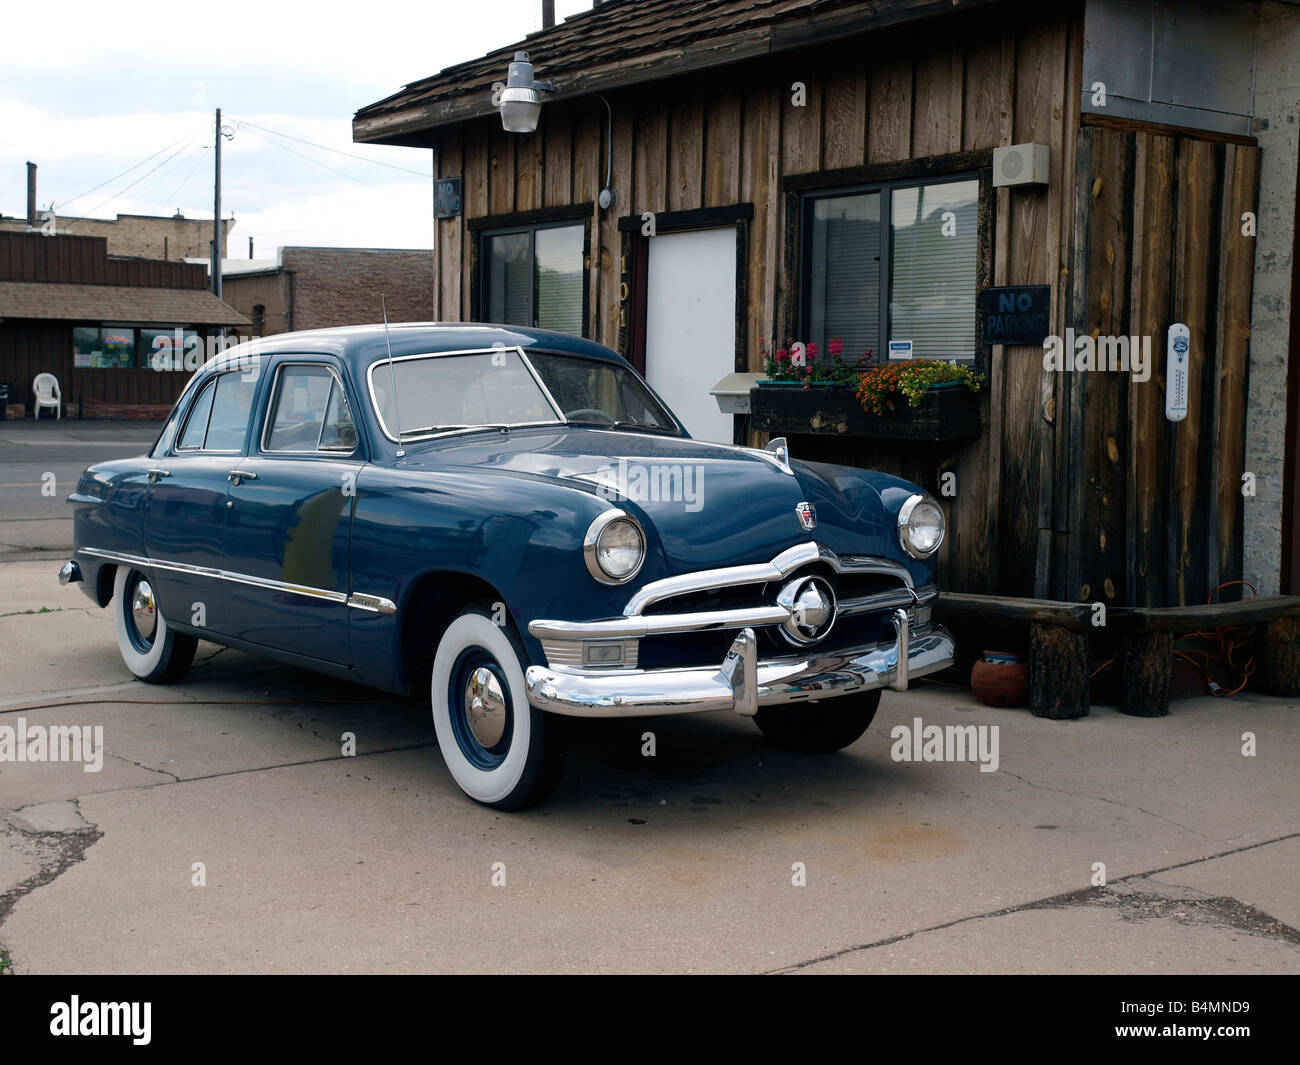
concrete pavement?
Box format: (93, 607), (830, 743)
(0, 556), (1296, 974)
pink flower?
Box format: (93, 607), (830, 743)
(806, 343), (818, 361)
(828, 337), (844, 357)
(776, 348), (789, 362)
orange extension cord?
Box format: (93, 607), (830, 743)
(1173, 579), (1257, 697)
(1089, 580), (1258, 697)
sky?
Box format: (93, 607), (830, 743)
(0, 0), (593, 255)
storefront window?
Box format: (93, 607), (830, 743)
(73, 326), (201, 369)
(801, 176), (980, 361)
(482, 222), (585, 336)
(141, 328), (200, 370)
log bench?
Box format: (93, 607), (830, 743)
(935, 593), (1300, 720)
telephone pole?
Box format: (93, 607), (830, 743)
(213, 107), (222, 298)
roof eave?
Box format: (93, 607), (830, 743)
(352, 0), (1004, 146)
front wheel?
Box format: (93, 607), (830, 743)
(112, 566), (197, 684)
(754, 689), (881, 753)
(430, 604), (566, 810)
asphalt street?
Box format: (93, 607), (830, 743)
(0, 421), (1296, 973)
(0, 419), (163, 561)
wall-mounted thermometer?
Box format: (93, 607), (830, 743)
(1166, 323), (1190, 422)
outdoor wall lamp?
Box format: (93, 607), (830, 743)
(498, 51), (618, 210)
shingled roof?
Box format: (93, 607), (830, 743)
(0, 282), (250, 326)
(353, 0), (995, 147)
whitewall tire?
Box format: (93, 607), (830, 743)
(430, 604), (566, 810)
(112, 566), (197, 684)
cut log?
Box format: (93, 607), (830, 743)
(1119, 631), (1173, 717)
(1029, 623), (1090, 719)
(1251, 616), (1300, 697)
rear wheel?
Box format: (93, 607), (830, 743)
(112, 567), (197, 684)
(754, 690), (881, 753)
(430, 604), (566, 810)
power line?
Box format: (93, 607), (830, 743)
(53, 138), (187, 211)
(237, 120), (427, 177)
(238, 125), (373, 187)
(63, 141), (195, 228)
(159, 146), (210, 211)
(130, 142), (204, 199)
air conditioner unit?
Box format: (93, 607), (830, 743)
(993, 143), (1050, 188)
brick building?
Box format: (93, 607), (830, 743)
(0, 211), (233, 263)
(215, 247), (434, 336)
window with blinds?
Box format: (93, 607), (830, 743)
(890, 180), (979, 359)
(801, 175), (980, 362)
(483, 222), (586, 337)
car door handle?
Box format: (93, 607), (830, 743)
(227, 469), (257, 485)
(146, 468), (171, 483)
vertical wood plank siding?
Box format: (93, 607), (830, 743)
(428, 0), (1259, 606)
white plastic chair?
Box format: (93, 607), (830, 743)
(33, 373), (62, 420)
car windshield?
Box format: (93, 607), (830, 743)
(369, 348), (679, 439)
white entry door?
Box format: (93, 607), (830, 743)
(644, 226), (736, 443)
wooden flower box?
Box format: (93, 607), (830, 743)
(749, 382), (980, 442)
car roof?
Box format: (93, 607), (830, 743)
(208, 322), (629, 374)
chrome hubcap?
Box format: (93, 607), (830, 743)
(131, 578), (157, 641)
(463, 666), (507, 748)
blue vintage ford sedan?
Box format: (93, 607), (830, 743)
(61, 324), (954, 808)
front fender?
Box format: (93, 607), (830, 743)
(347, 466), (666, 689)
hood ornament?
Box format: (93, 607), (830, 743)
(795, 501), (817, 531)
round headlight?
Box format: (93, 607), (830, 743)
(584, 510), (646, 584)
(898, 494), (945, 559)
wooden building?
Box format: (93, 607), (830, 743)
(354, 0), (1297, 648)
(0, 231), (248, 417)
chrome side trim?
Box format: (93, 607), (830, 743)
(622, 541), (914, 616)
(78, 548), (392, 614)
(346, 592), (397, 615)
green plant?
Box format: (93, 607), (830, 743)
(856, 359), (984, 416)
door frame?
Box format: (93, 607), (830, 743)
(1282, 140), (1300, 594)
(617, 204), (753, 400)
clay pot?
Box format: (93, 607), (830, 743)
(970, 651), (1029, 707)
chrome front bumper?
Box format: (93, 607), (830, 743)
(525, 610), (955, 718)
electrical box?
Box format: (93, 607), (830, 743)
(993, 144), (1050, 188)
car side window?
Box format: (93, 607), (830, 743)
(176, 372), (257, 453)
(265, 365), (357, 454)
(319, 379), (357, 452)
(177, 377), (217, 450)
(204, 373), (260, 452)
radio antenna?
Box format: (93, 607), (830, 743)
(381, 294), (405, 458)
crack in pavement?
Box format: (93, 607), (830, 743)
(768, 831), (1300, 973)
(0, 606), (96, 620)
(998, 768), (1203, 836)
(112, 752), (182, 785)
(0, 802), (102, 975)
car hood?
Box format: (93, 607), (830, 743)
(400, 427), (925, 577)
